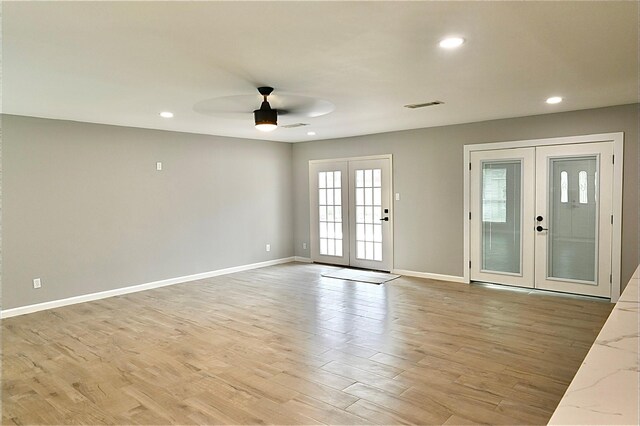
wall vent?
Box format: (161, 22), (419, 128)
(281, 123), (309, 128)
(404, 101), (444, 109)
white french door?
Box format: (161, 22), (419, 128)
(309, 156), (393, 272)
(470, 142), (614, 298)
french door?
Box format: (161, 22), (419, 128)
(470, 142), (614, 298)
(309, 157), (393, 271)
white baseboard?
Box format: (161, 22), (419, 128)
(293, 256), (312, 263)
(1, 257), (295, 319)
(393, 269), (467, 283)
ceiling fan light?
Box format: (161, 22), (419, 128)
(255, 123), (278, 132)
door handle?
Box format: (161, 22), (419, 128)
(536, 215), (544, 222)
(536, 225), (549, 232)
(380, 217), (389, 221)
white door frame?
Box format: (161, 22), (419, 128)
(463, 132), (624, 301)
(309, 154), (394, 270)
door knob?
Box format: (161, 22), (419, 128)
(536, 225), (549, 232)
(536, 215), (544, 222)
(380, 217), (389, 221)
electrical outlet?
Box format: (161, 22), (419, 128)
(303, 242), (307, 250)
(266, 244), (271, 252)
(33, 278), (42, 289)
(395, 192), (401, 201)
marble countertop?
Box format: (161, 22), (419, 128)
(548, 267), (639, 425)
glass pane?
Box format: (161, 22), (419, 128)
(327, 188), (334, 205)
(334, 171), (341, 188)
(319, 206), (326, 221)
(334, 189), (341, 206)
(335, 243), (343, 257)
(318, 172), (326, 188)
(357, 241), (365, 259)
(335, 206), (342, 221)
(374, 225), (382, 242)
(356, 170), (364, 187)
(548, 156), (598, 282)
(356, 206), (364, 223)
(327, 206), (334, 222)
(364, 206), (373, 224)
(320, 238), (328, 255)
(374, 243), (382, 261)
(319, 222), (327, 238)
(319, 189), (326, 205)
(356, 188), (364, 205)
(365, 188), (373, 205)
(335, 224), (343, 240)
(366, 242), (374, 259)
(365, 170), (373, 187)
(481, 160), (522, 274)
(356, 224), (364, 240)
(326, 171), (334, 188)
(373, 207), (381, 222)
(373, 169), (381, 187)
(373, 188), (381, 206)
(327, 222), (335, 238)
(327, 240), (335, 256)
(365, 224), (374, 242)
(561, 171), (568, 203)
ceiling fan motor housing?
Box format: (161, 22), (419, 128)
(254, 86), (277, 126)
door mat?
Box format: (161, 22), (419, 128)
(321, 268), (400, 285)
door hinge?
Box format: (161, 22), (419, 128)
(469, 260), (472, 269)
(610, 274), (612, 283)
(611, 214), (614, 225)
(612, 155), (615, 164)
(469, 162), (471, 171)
(469, 212), (471, 220)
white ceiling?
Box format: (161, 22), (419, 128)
(3, 1), (638, 143)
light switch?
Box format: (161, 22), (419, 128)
(395, 193), (401, 201)
(156, 162), (162, 171)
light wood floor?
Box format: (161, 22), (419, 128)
(2, 262), (613, 425)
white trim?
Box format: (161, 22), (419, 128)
(463, 132), (624, 302)
(294, 256), (312, 263)
(393, 269), (466, 283)
(1, 257), (295, 319)
(309, 154), (393, 164)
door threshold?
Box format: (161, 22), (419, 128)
(471, 281), (611, 302)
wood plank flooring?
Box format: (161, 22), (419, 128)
(2, 262), (613, 425)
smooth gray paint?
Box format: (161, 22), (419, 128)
(292, 104), (639, 289)
(2, 115), (293, 309)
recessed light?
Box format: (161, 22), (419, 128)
(159, 111), (174, 118)
(546, 96), (563, 104)
(439, 37), (465, 49)
(307, 131), (316, 136)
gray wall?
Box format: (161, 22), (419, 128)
(2, 115), (294, 309)
(293, 104), (639, 287)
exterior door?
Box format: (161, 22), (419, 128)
(470, 142), (614, 298)
(535, 142), (613, 297)
(470, 148), (535, 288)
(309, 156), (393, 272)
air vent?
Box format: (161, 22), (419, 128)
(280, 123), (309, 128)
(404, 101), (444, 109)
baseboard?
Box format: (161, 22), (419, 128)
(293, 256), (312, 263)
(1, 257), (295, 319)
(393, 269), (466, 283)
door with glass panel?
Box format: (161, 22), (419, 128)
(309, 161), (350, 266)
(309, 157), (393, 272)
(470, 143), (614, 298)
(470, 148), (535, 288)
(534, 142), (613, 297)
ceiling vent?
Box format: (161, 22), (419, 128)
(404, 101), (444, 109)
(280, 123), (310, 128)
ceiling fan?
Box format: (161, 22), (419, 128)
(193, 87), (335, 131)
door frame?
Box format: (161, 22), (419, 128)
(309, 154), (394, 271)
(463, 133), (624, 301)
